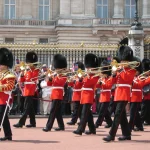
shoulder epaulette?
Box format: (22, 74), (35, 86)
(3, 72), (16, 79)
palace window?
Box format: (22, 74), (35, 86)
(4, 0), (16, 19)
(39, 0), (50, 20)
(5, 38), (14, 43)
(96, 0), (108, 18)
(39, 38), (48, 43)
(125, 0), (136, 18)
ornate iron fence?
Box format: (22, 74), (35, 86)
(144, 44), (150, 59)
(0, 43), (118, 68)
(0, 43), (149, 68)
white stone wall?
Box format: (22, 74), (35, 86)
(0, 0), (149, 44)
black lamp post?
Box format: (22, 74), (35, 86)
(131, 0), (143, 30)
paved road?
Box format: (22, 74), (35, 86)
(0, 118), (150, 150)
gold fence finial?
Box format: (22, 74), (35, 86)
(80, 41), (84, 47)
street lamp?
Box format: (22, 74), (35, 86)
(131, 0), (143, 30)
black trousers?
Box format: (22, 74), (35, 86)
(95, 102), (112, 126)
(77, 103), (95, 133)
(19, 96), (36, 125)
(46, 100), (64, 130)
(129, 102), (143, 130)
(109, 96), (116, 115)
(0, 105), (12, 137)
(71, 101), (82, 123)
(109, 101), (131, 138)
(141, 100), (150, 124)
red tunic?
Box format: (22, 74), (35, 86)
(130, 77), (145, 103)
(72, 79), (83, 101)
(80, 74), (99, 104)
(96, 77), (115, 103)
(50, 75), (67, 100)
(19, 68), (39, 96)
(0, 70), (15, 105)
(113, 67), (136, 102)
(143, 76), (150, 100)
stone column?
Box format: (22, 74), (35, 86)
(60, 0), (71, 17)
(142, 0), (150, 18)
(113, 0), (123, 18)
(128, 29), (144, 60)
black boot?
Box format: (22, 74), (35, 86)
(84, 130), (96, 135)
(0, 136), (12, 141)
(133, 127), (144, 131)
(103, 135), (115, 142)
(26, 124), (36, 128)
(67, 121), (75, 125)
(13, 123), (23, 128)
(42, 127), (51, 132)
(104, 124), (112, 128)
(118, 136), (131, 141)
(73, 130), (82, 135)
(55, 127), (65, 131)
(94, 124), (99, 128)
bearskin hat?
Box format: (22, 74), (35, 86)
(26, 51), (38, 63)
(118, 46), (133, 61)
(100, 60), (111, 76)
(84, 53), (98, 68)
(0, 47), (13, 68)
(132, 56), (143, 74)
(53, 54), (67, 69)
(142, 58), (150, 72)
(74, 61), (85, 70)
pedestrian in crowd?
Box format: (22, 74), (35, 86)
(40, 76), (52, 115)
(10, 64), (21, 114)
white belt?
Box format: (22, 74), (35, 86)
(116, 84), (131, 88)
(101, 89), (111, 92)
(52, 87), (64, 90)
(132, 89), (141, 92)
(24, 82), (35, 85)
(81, 88), (93, 91)
(73, 89), (82, 92)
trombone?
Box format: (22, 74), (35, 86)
(138, 70), (150, 81)
(19, 61), (42, 71)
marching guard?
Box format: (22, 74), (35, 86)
(95, 60), (113, 129)
(128, 56), (144, 131)
(103, 46), (136, 142)
(73, 53), (99, 135)
(67, 61), (85, 125)
(140, 58), (150, 125)
(43, 54), (67, 132)
(0, 48), (16, 141)
(13, 51), (40, 128)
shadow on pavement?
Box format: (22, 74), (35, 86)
(12, 140), (60, 144)
(118, 140), (150, 143)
